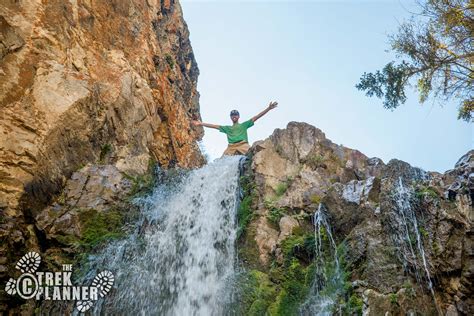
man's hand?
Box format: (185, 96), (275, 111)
(251, 101), (278, 122)
(268, 101), (278, 110)
(192, 120), (221, 129)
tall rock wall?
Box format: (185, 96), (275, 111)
(0, 0), (204, 312)
(238, 122), (473, 315)
(0, 0), (204, 218)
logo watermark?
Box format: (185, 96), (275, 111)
(5, 251), (114, 312)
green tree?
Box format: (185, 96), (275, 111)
(356, 0), (473, 122)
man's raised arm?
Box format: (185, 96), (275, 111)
(251, 101), (278, 122)
(192, 120), (221, 129)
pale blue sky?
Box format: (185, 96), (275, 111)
(181, 0), (472, 172)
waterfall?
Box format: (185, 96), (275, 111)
(300, 204), (343, 316)
(392, 177), (439, 311)
(76, 155), (244, 315)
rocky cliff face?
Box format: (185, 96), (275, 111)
(0, 0), (204, 312)
(238, 122), (472, 315)
(1, 2), (472, 314)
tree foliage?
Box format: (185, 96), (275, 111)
(356, 0), (473, 122)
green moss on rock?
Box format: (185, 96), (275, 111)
(238, 224), (263, 270)
(237, 174), (257, 240)
(274, 182), (289, 197)
(240, 270), (278, 315)
(78, 208), (125, 250)
(415, 185), (440, 200)
(238, 194), (254, 239)
(264, 198), (286, 227)
(122, 158), (158, 198)
(348, 293), (364, 315)
(266, 258), (314, 315)
(305, 154), (325, 169)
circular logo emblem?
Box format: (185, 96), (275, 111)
(16, 273), (39, 299)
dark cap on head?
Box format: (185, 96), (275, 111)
(230, 110), (239, 116)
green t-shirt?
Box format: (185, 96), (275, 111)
(218, 119), (254, 143)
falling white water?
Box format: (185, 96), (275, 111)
(300, 204), (343, 316)
(76, 155), (244, 315)
(392, 177), (438, 309)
